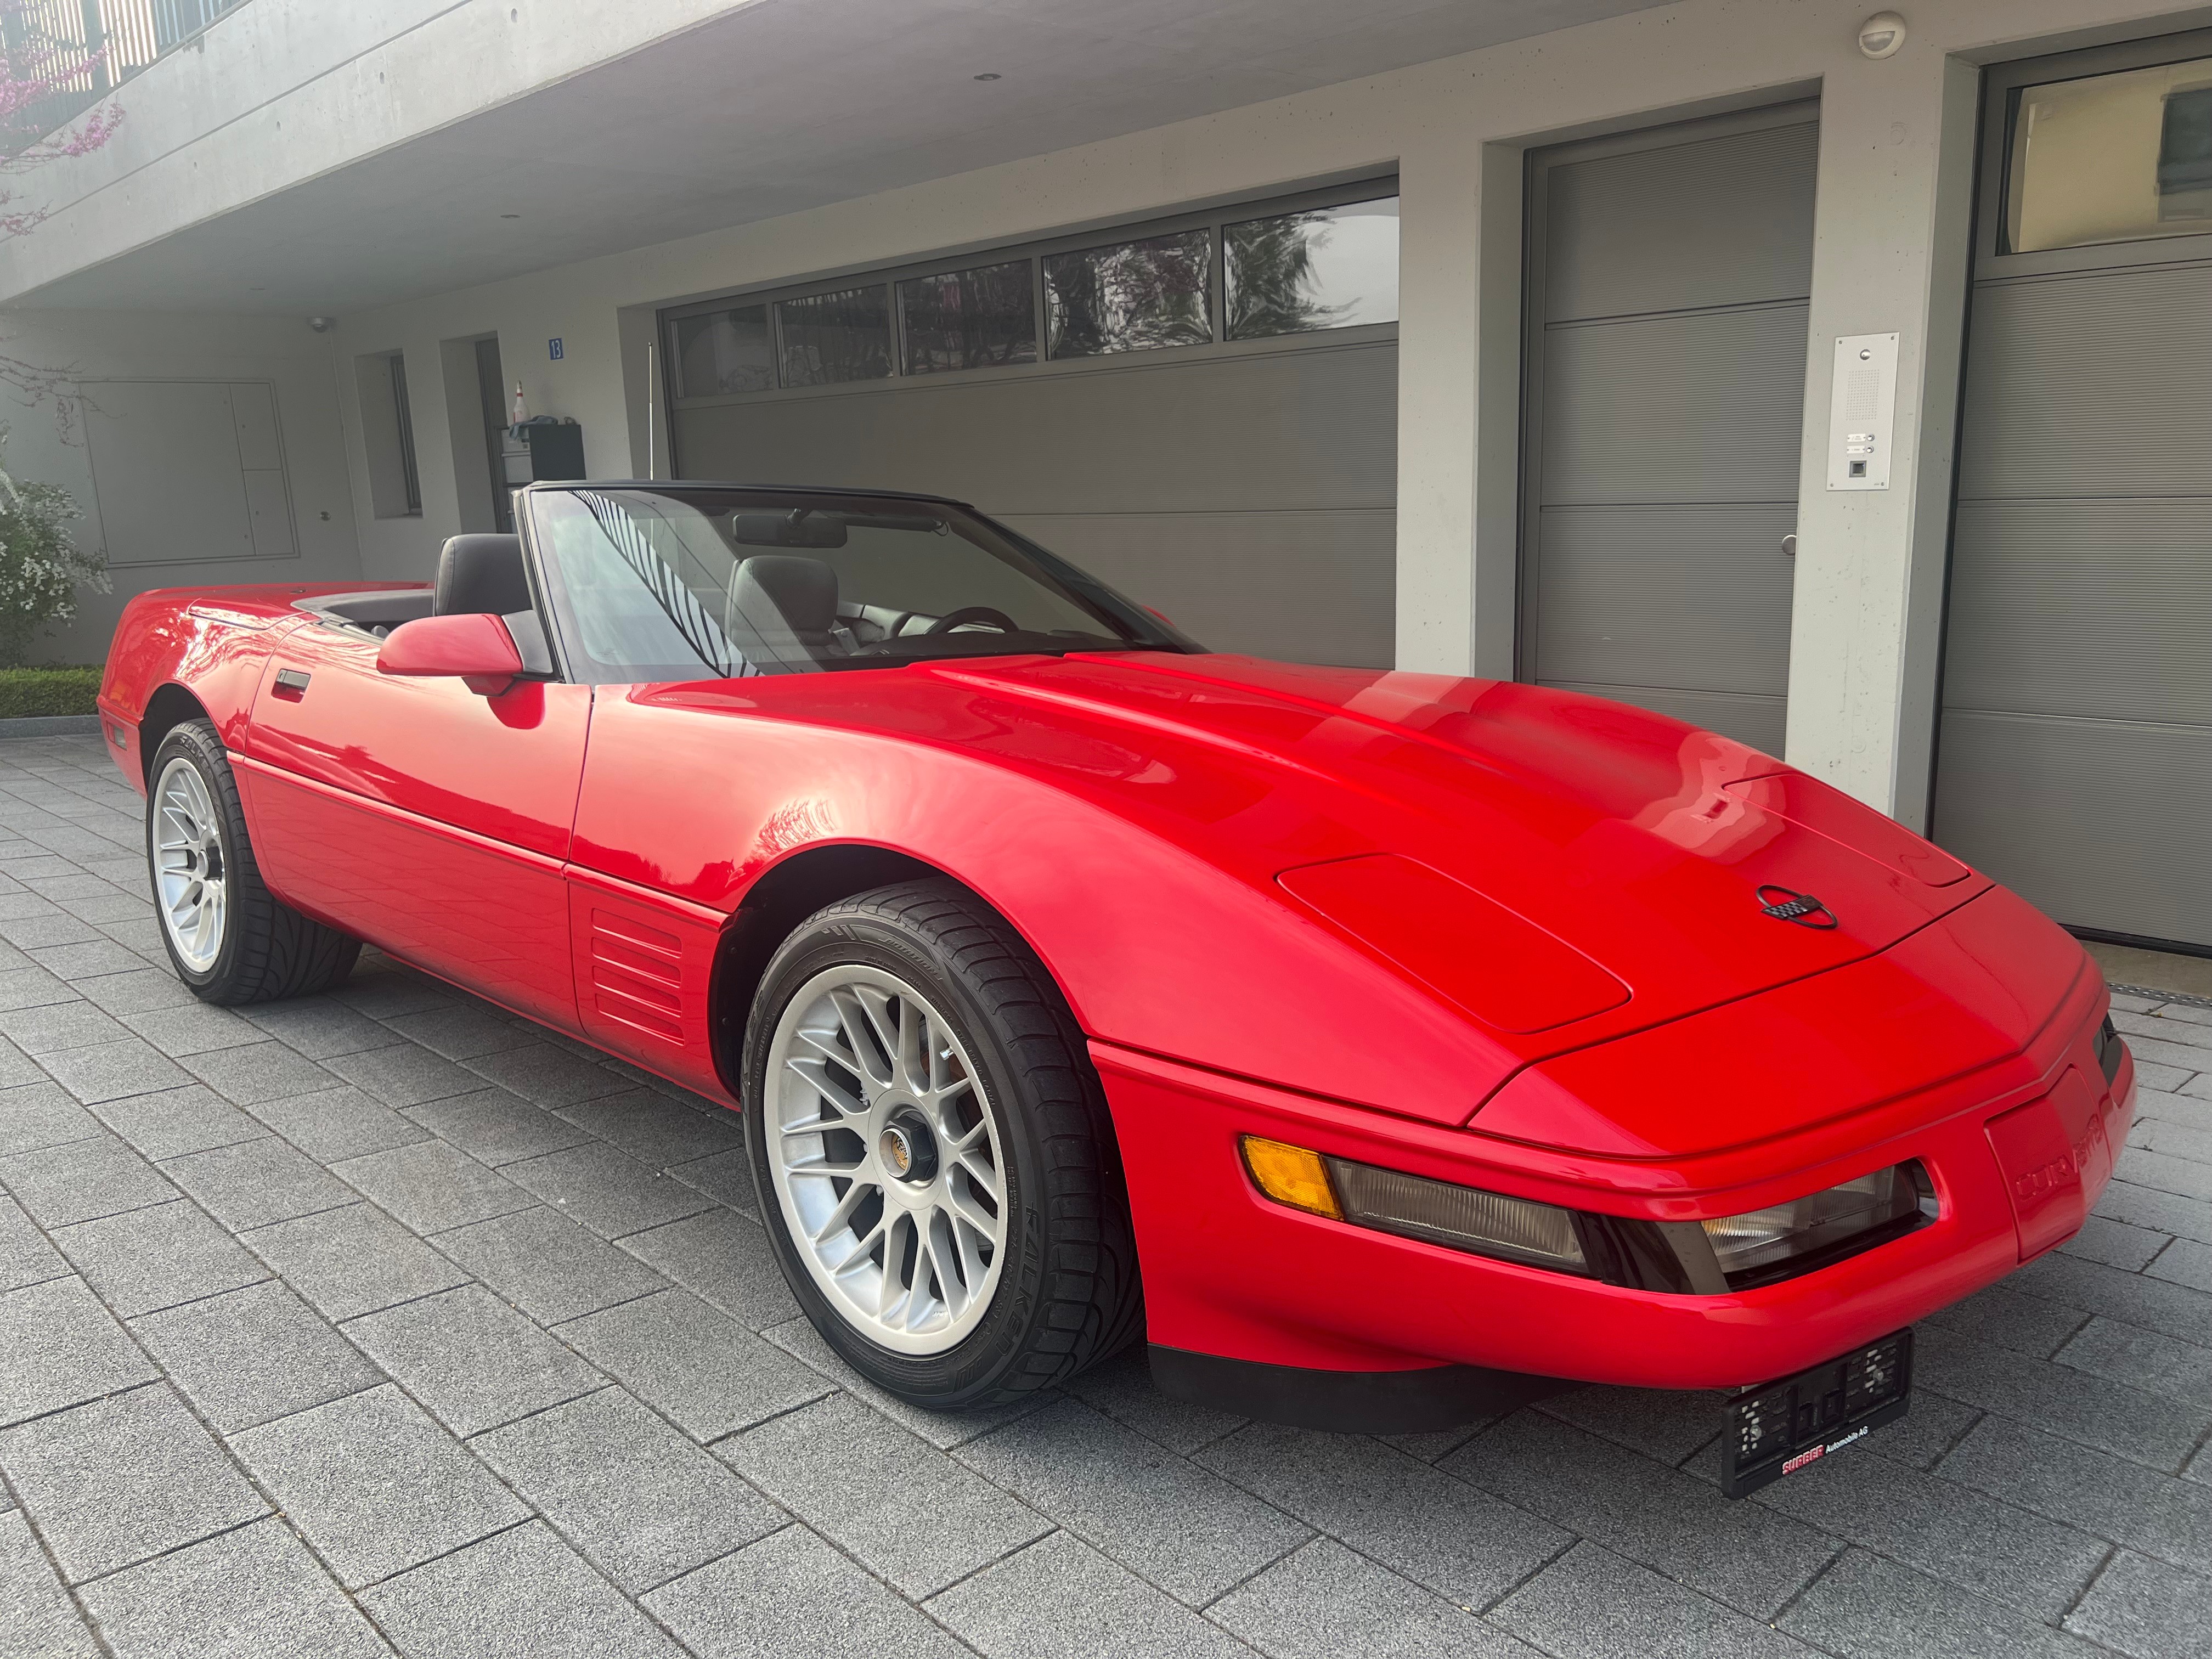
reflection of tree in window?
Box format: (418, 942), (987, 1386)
(779, 287), (891, 386)
(1045, 232), (1211, 358)
(1227, 213), (1346, 339)
(900, 263), (1036, 373)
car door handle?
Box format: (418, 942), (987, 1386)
(272, 670), (311, 701)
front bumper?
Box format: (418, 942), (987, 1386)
(1099, 896), (2129, 1398)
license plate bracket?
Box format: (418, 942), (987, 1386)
(1720, 1328), (1913, 1499)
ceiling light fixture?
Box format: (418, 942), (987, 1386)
(973, 72), (1000, 81)
(500, 212), (521, 219)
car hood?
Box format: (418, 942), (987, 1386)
(916, 653), (1988, 1086)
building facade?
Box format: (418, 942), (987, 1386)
(4, 0), (2207, 957)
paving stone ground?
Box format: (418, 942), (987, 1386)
(0, 730), (2207, 1659)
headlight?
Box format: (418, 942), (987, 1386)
(1240, 1136), (1934, 1294)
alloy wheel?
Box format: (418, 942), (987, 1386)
(151, 757), (228, 973)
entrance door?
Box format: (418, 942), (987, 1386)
(1519, 104), (1819, 755)
(1935, 36), (2212, 953)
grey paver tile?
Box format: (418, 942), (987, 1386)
(2061, 1212), (2173, 1271)
(1490, 1540), (1820, 1659)
(1780, 1547), (2104, 1659)
(323, 1043), (487, 1109)
(0, 997), (126, 1054)
(465, 1042), (629, 1108)
(333, 1138), (533, 1234)
(120, 1001), (261, 1058)
(435, 1204), (667, 1324)
(0, 1192), (67, 1291)
(237, 996), (405, 1059)
(0, 1036), (41, 1088)
(1752, 1439), (2108, 1619)
(0, 1079), (103, 1157)
(1859, 1386), (1982, 1471)
(2118, 1146), (2212, 1203)
(160, 1135), (357, 1232)
(0, 1509), (97, 1658)
(1445, 1409), (1839, 1620)
(554, 1088), (745, 1169)
(1936, 1413), (2212, 1575)
(472, 1386), (785, 1594)
(50, 1198), (267, 1317)
(1196, 1422), (1567, 1609)
(73, 966), (199, 1017)
(929, 1530), (1254, 1658)
(379, 1003), (538, 1060)
(503, 1141), (715, 1239)
(403, 1086), (592, 1166)
(342, 1283), (603, 1438)
(2064, 1549), (2212, 1659)
(37, 1037), (189, 1104)
(0, 1132), (178, 1226)
(761, 1313), (1049, 1449)
(361, 1521), (681, 1659)
(1061, 1344), (1246, 1456)
(2146, 1237), (2212, 1291)
(228, 1383), (530, 1590)
(644, 1523), (967, 1659)
(244, 1084), (427, 1163)
(959, 1397), (1310, 1605)
(614, 1207), (798, 1330)
(1916, 1324), (2206, 1471)
(239, 1203), (471, 1322)
(28, 940), (149, 980)
(0, 965), (77, 1012)
(0, 911), (93, 949)
(2132, 1115), (2212, 1165)
(131, 1279), (386, 1435)
(0, 1383), (266, 1583)
(2012, 1249), (2212, 1344)
(723, 1391), (1048, 1598)
(1208, 1537), (1541, 1659)
(665, 1146), (759, 1217)
(1925, 1281), (2093, 1358)
(560, 1288), (832, 1441)
(1533, 1383), (1729, 1466)
(2136, 1088), (2212, 1137)
(0, 1274), (153, 1427)
(89, 1083), (263, 1161)
(74, 1515), (392, 1659)
(2056, 1315), (2212, 1407)
(179, 1041), (338, 1105)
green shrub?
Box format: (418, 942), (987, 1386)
(0, 437), (107, 670)
(0, 665), (103, 718)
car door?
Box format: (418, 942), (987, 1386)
(239, 594), (590, 1030)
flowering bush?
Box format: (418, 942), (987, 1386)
(0, 441), (104, 668)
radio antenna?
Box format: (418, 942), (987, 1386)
(645, 341), (657, 480)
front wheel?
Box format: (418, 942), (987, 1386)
(744, 879), (1141, 1409)
(146, 719), (360, 1005)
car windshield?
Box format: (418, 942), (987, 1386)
(524, 485), (1187, 682)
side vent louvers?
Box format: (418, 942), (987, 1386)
(590, 911), (684, 1042)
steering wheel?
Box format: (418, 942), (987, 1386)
(926, 606), (1020, 636)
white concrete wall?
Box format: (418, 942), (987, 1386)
(0, 311), (362, 663)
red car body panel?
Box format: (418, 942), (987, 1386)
(97, 578), (2130, 1393)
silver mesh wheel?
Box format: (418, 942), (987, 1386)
(151, 755), (228, 974)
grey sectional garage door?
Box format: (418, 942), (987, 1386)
(1519, 104), (1819, 755)
(1934, 39), (2212, 951)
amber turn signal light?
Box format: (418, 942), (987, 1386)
(1239, 1136), (1341, 1219)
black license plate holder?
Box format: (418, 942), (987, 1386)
(1720, 1328), (1914, 1499)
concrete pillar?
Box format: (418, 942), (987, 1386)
(1782, 46), (1980, 828)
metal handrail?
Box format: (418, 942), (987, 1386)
(4, 1), (250, 148)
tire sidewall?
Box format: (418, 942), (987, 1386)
(743, 909), (1052, 1405)
(145, 724), (247, 995)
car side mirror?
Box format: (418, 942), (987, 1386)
(377, 613), (526, 697)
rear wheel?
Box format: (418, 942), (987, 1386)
(744, 879), (1141, 1409)
(146, 719), (360, 1005)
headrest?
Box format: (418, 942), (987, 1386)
(434, 534), (530, 618)
(726, 555), (839, 645)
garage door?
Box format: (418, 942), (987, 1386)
(1519, 104), (1819, 755)
(662, 185), (1398, 668)
(1934, 38), (2212, 952)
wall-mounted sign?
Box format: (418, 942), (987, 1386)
(548, 338), (565, 360)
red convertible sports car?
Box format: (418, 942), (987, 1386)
(100, 481), (2133, 1497)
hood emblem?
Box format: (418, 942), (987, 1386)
(1757, 885), (1838, 929)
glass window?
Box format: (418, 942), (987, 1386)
(2007, 55), (2212, 253)
(668, 305), (775, 399)
(526, 486), (1181, 683)
(1225, 197), (1399, 340)
(1043, 230), (1212, 358)
(778, 286), (891, 386)
(898, 261), (1036, 374)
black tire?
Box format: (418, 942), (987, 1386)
(145, 719), (361, 1005)
(743, 878), (1142, 1409)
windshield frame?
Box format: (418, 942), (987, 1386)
(515, 480), (1200, 685)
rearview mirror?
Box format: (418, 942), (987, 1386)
(729, 511), (848, 549)
(377, 613), (525, 696)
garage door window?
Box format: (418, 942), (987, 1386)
(898, 261), (1036, 374)
(670, 304), (775, 398)
(1226, 197), (1400, 340)
(778, 285), (892, 386)
(1043, 230), (1212, 358)
(2007, 54), (2212, 252)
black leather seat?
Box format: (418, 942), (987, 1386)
(725, 555), (847, 654)
(434, 534), (531, 617)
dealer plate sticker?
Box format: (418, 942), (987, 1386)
(1720, 1329), (1914, 1499)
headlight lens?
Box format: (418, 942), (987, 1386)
(1701, 1164), (1933, 1288)
(1331, 1159), (1589, 1274)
